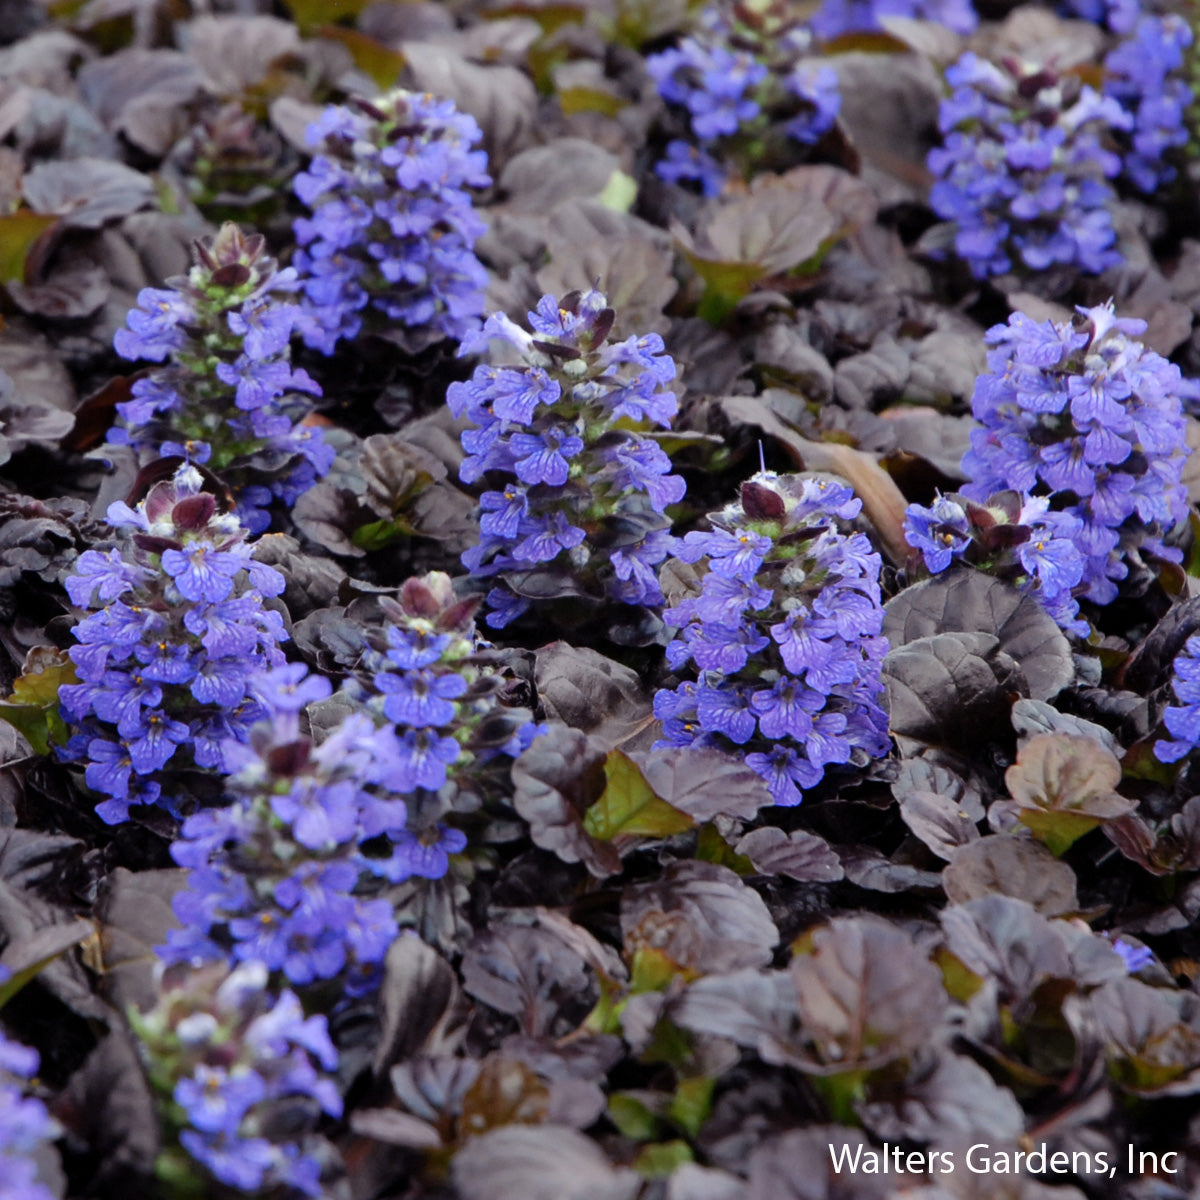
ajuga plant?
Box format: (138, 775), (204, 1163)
(449, 289), (685, 639)
(645, 1), (840, 196)
(109, 222), (331, 534)
(960, 304), (1190, 606)
(904, 491), (1088, 635)
(808, 0), (977, 41)
(351, 573), (544, 786)
(1103, 14), (1194, 194)
(158, 664), (410, 998)
(59, 466), (286, 824)
(655, 471), (890, 806)
(0, 1024), (60, 1200)
(132, 959), (341, 1197)
(928, 52), (1131, 279)
(292, 90), (490, 355)
(167, 102), (300, 230)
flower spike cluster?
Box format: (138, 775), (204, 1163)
(809, 0), (976, 41)
(928, 53), (1131, 279)
(293, 90), (490, 355)
(158, 664), (411, 996)
(450, 290), (685, 633)
(1103, 14), (1193, 194)
(354, 574), (545, 804)
(646, 2), (839, 196)
(1154, 636), (1200, 765)
(904, 490), (1088, 636)
(655, 472), (890, 806)
(59, 467), (286, 823)
(132, 960), (341, 1197)
(0, 1026), (60, 1200)
(961, 303), (1190, 605)
(110, 223), (332, 534)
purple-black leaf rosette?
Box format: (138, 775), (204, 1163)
(960, 302), (1191, 606)
(59, 466), (287, 824)
(450, 289), (685, 638)
(655, 471), (890, 806)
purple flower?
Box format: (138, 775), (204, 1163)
(254, 663), (332, 712)
(376, 668), (467, 728)
(510, 428), (584, 487)
(162, 543), (244, 604)
(390, 728), (462, 792)
(61, 468), (289, 823)
(114, 287), (195, 362)
(904, 495), (972, 573)
(928, 55), (1124, 280)
(512, 512), (587, 564)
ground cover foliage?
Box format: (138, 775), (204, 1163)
(5, 0), (1200, 1197)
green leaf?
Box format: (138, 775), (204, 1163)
(351, 517), (413, 552)
(559, 86), (626, 118)
(668, 1076), (714, 1139)
(634, 1140), (693, 1178)
(583, 749), (693, 842)
(318, 27), (406, 89)
(687, 257), (768, 324)
(597, 169), (637, 214)
(0, 647), (76, 755)
(810, 1070), (870, 1125)
(694, 823), (753, 874)
(0, 212), (59, 285)
(608, 1093), (660, 1140)
(629, 945), (685, 994)
(279, 0), (372, 34)
(0, 918), (95, 1010)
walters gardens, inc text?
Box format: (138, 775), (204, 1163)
(828, 1142), (1181, 1181)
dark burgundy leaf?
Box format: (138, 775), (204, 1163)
(373, 934), (465, 1076)
(92, 866), (186, 1015)
(510, 725), (619, 878)
(21, 158), (153, 229)
(631, 746), (773, 822)
(883, 630), (1027, 750)
(533, 642), (653, 750)
(883, 571), (1074, 702)
(451, 1126), (640, 1200)
(57, 1030), (159, 1197)
(735, 826), (844, 882)
(461, 920), (592, 1037)
(621, 860), (778, 973)
(943, 836), (1079, 916)
(789, 916), (949, 1071)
